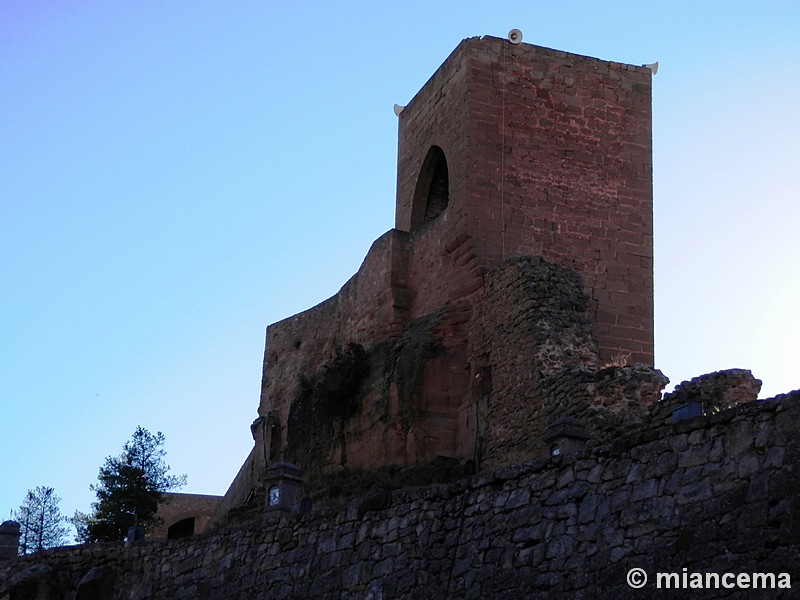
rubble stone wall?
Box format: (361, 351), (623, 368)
(4, 393), (798, 599)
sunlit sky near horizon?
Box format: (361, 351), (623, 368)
(2, 1), (798, 534)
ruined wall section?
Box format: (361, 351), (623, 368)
(215, 230), (411, 518)
(468, 256), (598, 468)
(218, 244), (660, 524)
(220, 217), (488, 515)
(5, 394), (799, 599)
(259, 228), (411, 425)
(469, 256), (667, 470)
(663, 369), (763, 411)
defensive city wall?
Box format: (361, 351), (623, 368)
(2, 389), (799, 598)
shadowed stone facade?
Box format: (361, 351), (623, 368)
(148, 493), (222, 540)
(3, 392), (798, 598)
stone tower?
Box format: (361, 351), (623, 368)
(212, 35), (656, 523)
(395, 36), (654, 364)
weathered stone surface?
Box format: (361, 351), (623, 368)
(662, 368), (762, 414)
(215, 35), (661, 523)
(0, 521), (21, 562)
(2, 392), (798, 599)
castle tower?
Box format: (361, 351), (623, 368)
(395, 35), (654, 365)
(212, 36), (656, 524)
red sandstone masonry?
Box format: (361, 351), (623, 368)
(256, 230), (411, 445)
(396, 37), (654, 365)
(216, 36), (656, 521)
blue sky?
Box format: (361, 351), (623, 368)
(2, 1), (798, 533)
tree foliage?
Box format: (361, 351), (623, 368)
(16, 486), (69, 554)
(75, 426), (186, 543)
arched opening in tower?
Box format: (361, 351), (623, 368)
(410, 145), (449, 230)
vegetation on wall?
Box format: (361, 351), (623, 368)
(287, 343), (370, 470)
(377, 310), (443, 430)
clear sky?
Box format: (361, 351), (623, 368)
(2, 1), (798, 535)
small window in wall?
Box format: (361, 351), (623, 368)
(410, 146), (450, 230)
(167, 517), (195, 539)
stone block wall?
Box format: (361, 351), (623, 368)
(217, 35), (657, 526)
(148, 493), (222, 540)
(467, 256), (666, 470)
(258, 229), (412, 429)
(396, 36), (654, 365)
(218, 251), (663, 527)
(4, 392), (798, 599)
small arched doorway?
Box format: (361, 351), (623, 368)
(167, 517), (195, 539)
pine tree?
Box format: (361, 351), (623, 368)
(75, 426), (186, 542)
(16, 486), (69, 554)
